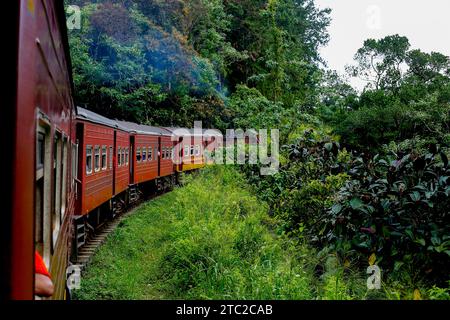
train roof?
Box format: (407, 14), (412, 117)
(77, 107), (223, 138)
(116, 121), (172, 136)
(164, 127), (223, 138)
(77, 107), (126, 130)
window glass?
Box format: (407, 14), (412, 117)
(121, 148), (125, 166)
(86, 146), (93, 174)
(37, 133), (45, 168)
(148, 147), (152, 161)
(72, 143), (78, 190)
(61, 139), (68, 220)
(142, 148), (147, 161)
(126, 148), (129, 165)
(109, 146), (113, 169)
(118, 147), (122, 166)
(94, 146), (100, 172)
(184, 145), (189, 157)
(137, 147), (141, 162)
(52, 133), (62, 246)
(101, 146), (107, 170)
(35, 129), (47, 256)
(190, 146), (194, 156)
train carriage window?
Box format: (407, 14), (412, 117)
(109, 146), (113, 169)
(37, 133), (45, 169)
(52, 132), (62, 249)
(118, 147), (122, 166)
(35, 121), (53, 268)
(121, 148), (125, 166)
(195, 145), (200, 156)
(184, 145), (189, 157)
(86, 146), (93, 174)
(142, 148), (147, 162)
(61, 138), (68, 221)
(126, 148), (129, 165)
(137, 147), (141, 162)
(161, 147), (165, 159)
(94, 146), (100, 172)
(148, 147), (152, 161)
(190, 146), (195, 156)
(71, 142), (78, 191)
(101, 146), (107, 170)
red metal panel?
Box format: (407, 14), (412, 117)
(134, 134), (159, 184)
(79, 122), (114, 215)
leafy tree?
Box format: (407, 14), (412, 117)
(347, 35), (410, 91)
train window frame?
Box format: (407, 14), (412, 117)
(71, 142), (79, 192)
(36, 120), (52, 266)
(37, 132), (45, 172)
(184, 145), (189, 157)
(60, 136), (68, 222)
(109, 146), (113, 169)
(142, 148), (147, 162)
(195, 145), (200, 156)
(94, 145), (100, 172)
(137, 147), (141, 163)
(121, 148), (125, 166)
(126, 147), (129, 166)
(86, 145), (93, 175)
(118, 147), (122, 167)
(101, 145), (107, 170)
(148, 147), (152, 161)
(52, 131), (62, 248)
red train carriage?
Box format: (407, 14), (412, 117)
(74, 108), (132, 253)
(116, 121), (160, 185)
(1, 1), (77, 300)
(117, 121), (175, 190)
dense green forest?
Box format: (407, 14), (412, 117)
(67, 0), (450, 298)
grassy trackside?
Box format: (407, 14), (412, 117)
(74, 166), (386, 300)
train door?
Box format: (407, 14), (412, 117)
(129, 136), (135, 184)
(112, 131), (117, 195)
(158, 137), (161, 177)
(75, 123), (84, 214)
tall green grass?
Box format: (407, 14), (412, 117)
(74, 166), (317, 299)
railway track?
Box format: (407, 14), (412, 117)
(73, 192), (165, 272)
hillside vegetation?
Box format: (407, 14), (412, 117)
(75, 167), (448, 300)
